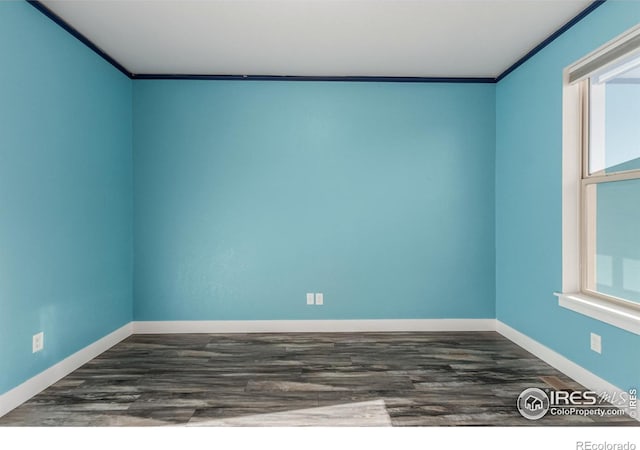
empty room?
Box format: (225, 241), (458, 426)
(0, 0), (639, 443)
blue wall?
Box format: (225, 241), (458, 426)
(496, 0), (640, 392)
(133, 81), (496, 320)
(0, 1), (133, 394)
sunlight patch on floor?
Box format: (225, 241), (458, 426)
(186, 400), (392, 427)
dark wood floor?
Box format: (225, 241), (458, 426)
(0, 332), (637, 426)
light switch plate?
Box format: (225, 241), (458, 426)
(306, 293), (315, 305)
(315, 293), (323, 305)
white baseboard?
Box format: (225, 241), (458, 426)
(496, 320), (639, 421)
(132, 318), (496, 334)
(0, 323), (132, 418)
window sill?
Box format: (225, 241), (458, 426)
(554, 292), (640, 335)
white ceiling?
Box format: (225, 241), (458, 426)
(40, 0), (594, 78)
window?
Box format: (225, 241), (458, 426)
(559, 26), (640, 335)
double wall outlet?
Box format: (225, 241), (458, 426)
(32, 332), (44, 353)
(306, 293), (324, 305)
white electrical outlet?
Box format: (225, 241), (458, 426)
(315, 293), (324, 305)
(32, 332), (44, 353)
(306, 293), (315, 305)
(590, 332), (602, 354)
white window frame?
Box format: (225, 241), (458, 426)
(558, 26), (640, 336)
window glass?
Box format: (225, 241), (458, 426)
(584, 178), (640, 304)
(589, 54), (640, 175)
